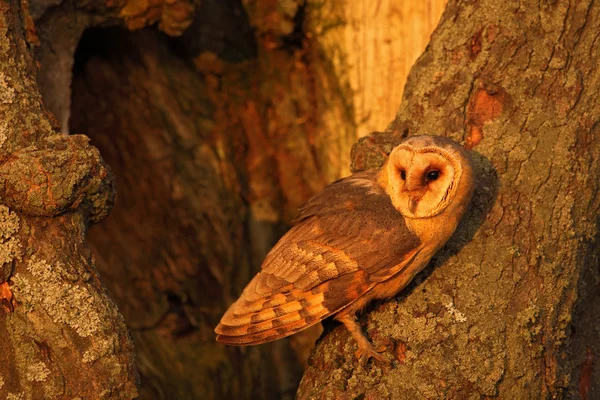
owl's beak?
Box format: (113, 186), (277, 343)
(407, 190), (425, 213)
(408, 197), (417, 213)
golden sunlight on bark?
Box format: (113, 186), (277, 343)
(311, 0), (447, 137)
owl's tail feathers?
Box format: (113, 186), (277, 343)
(215, 288), (331, 345)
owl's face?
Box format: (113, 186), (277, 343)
(385, 136), (473, 219)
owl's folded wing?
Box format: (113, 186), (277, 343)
(215, 172), (421, 345)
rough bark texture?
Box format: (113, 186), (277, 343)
(298, 0), (600, 399)
(0, 1), (138, 399)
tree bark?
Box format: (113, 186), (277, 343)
(0, 2), (138, 399)
(0, 0), (197, 399)
(298, 0), (600, 399)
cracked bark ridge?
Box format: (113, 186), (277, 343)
(115, 0), (197, 36)
(0, 134), (115, 223)
(299, 0), (600, 398)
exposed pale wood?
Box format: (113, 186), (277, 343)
(310, 0), (447, 138)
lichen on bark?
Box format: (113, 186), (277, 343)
(2, 215), (139, 399)
(0, 2), (138, 399)
(0, 205), (21, 282)
(11, 257), (103, 337)
(0, 134), (115, 221)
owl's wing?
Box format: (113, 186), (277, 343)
(215, 171), (422, 345)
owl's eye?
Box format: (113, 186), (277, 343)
(426, 170), (440, 181)
(399, 170), (406, 180)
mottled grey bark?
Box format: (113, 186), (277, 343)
(298, 0), (600, 398)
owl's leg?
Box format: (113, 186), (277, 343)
(337, 314), (388, 365)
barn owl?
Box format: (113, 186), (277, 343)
(215, 135), (475, 364)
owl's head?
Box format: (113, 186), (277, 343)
(384, 135), (474, 219)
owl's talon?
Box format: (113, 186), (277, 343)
(355, 344), (388, 365)
(338, 314), (390, 365)
(375, 343), (388, 353)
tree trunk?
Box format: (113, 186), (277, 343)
(0, 2), (138, 399)
(298, 0), (600, 399)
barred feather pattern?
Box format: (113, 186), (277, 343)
(215, 171), (422, 345)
